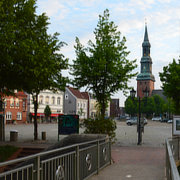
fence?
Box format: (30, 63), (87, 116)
(166, 138), (180, 180)
(0, 138), (111, 180)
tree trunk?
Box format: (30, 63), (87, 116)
(33, 94), (38, 140)
(100, 101), (106, 120)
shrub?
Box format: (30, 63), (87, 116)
(83, 118), (117, 142)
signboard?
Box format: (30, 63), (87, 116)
(58, 115), (79, 135)
(173, 115), (180, 135)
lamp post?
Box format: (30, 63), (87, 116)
(130, 87), (149, 145)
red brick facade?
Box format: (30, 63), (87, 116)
(4, 91), (28, 124)
(137, 80), (154, 99)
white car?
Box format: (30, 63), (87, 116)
(126, 117), (148, 126)
(152, 117), (162, 121)
(167, 119), (172, 123)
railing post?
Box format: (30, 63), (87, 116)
(109, 139), (111, 165)
(166, 141), (169, 180)
(97, 140), (100, 174)
(76, 145), (79, 180)
(34, 155), (41, 180)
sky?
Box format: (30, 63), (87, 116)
(36, 0), (180, 106)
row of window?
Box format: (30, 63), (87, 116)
(4, 99), (26, 109)
(39, 96), (61, 105)
(6, 112), (22, 120)
(77, 102), (86, 108)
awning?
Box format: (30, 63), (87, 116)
(31, 113), (63, 117)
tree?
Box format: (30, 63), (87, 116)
(159, 58), (180, 114)
(0, 0), (68, 140)
(0, 0), (37, 94)
(125, 96), (137, 116)
(141, 97), (155, 118)
(152, 95), (164, 116)
(0, 0), (37, 141)
(44, 105), (51, 122)
(71, 9), (137, 120)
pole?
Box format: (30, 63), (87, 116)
(137, 97), (141, 145)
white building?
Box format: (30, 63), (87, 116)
(29, 90), (64, 121)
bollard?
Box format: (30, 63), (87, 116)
(42, 131), (46, 140)
(10, 130), (18, 141)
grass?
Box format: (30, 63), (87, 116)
(0, 145), (19, 162)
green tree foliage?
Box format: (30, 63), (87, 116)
(0, 0), (68, 140)
(159, 58), (180, 114)
(152, 95), (164, 116)
(44, 105), (51, 122)
(125, 96), (137, 116)
(71, 9), (137, 120)
(125, 95), (169, 118)
(141, 97), (155, 117)
(83, 118), (116, 142)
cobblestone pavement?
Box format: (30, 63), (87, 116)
(4, 120), (172, 146)
(115, 120), (172, 147)
(4, 123), (85, 143)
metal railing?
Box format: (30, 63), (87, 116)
(0, 137), (111, 180)
(166, 138), (180, 180)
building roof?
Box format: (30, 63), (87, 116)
(151, 89), (167, 101)
(81, 92), (89, 100)
(16, 91), (27, 97)
(67, 87), (87, 99)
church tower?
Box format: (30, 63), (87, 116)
(137, 24), (155, 98)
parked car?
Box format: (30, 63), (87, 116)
(126, 117), (148, 126)
(160, 118), (168, 123)
(152, 117), (162, 121)
(167, 119), (173, 123)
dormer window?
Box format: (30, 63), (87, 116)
(65, 94), (68, 100)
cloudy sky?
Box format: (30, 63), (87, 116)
(36, 0), (180, 106)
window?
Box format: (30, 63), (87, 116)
(51, 97), (55, 105)
(45, 96), (49, 104)
(57, 97), (61, 105)
(39, 96), (43, 104)
(91, 103), (94, 109)
(65, 94), (68, 99)
(84, 103), (86, 108)
(16, 99), (19, 107)
(78, 103), (79, 107)
(23, 100), (26, 111)
(10, 98), (14, 107)
(17, 112), (22, 120)
(6, 112), (12, 120)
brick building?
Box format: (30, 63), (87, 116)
(4, 91), (28, 124)
(110, 99), (120, 118)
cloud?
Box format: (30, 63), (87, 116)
(38, 0), (69, 20)
(118, 19), (144, 34)
(129, 0), (155, 10)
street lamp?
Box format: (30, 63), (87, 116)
(130, 87), (149, 145)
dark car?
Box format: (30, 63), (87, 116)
(160, 118), (168, 123)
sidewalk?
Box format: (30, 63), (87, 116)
(90, 145), (165, 180)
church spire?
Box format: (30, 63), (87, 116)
(142, 23), (151, 47)
(144, 24), (149, 42)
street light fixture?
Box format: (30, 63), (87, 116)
(130, 88), (136, 98)
(130, 87), (149, 145)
